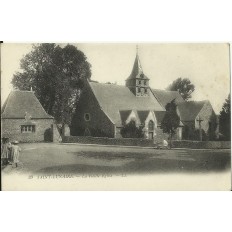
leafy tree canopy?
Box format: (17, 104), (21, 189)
(12, 43), (91, 127)
(161, 99), (180, 147)
(166, 77), (195, 100)
(219, 94), (231, 140)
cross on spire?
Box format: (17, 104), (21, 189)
(136, 45), (139, 56)
(196, 116), (203, 141)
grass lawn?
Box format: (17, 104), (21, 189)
(1, 143), (230, 175)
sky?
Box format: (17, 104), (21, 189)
(1, 43), (230, 114)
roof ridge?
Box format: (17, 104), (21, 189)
(185, 100), (207, 103)
(12, 89), (34, 92)
(90, 82), (125, 87)
(152, 88), (180, 93)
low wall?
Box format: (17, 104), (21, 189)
(172, 140), (231, 149)
(63, 136), (154, 147)
(63, 136), (231, 149)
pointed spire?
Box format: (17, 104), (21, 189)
(127, 45), (148, 80)
(125, 45), (150, 97)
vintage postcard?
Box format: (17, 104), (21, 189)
(1, 43), (231, 190)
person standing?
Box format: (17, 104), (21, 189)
(163, 139), (169, 149)
(11, 141), (21, 168)
(1, 137), (11, 166)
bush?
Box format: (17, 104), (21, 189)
(120, 120), (144, 138)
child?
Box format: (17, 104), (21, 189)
(1, 137), (11, 166)
(11, 141), (21, 168)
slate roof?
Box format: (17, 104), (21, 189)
(177, 101), (207, 121)
(1, 90), (53, 119)
(151, 89), (208, 123)
(119, 110), (133, 124)
(137, 111), (150, 123)
(89, 82), (164, 126)
(151, 89), (185, 108)
(154, 111), (166, 125)
(126, 54), (149, 80)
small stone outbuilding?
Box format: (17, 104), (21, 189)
(1, 90), (55, 142)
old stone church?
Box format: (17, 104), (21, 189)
(71, 52), (218, 142)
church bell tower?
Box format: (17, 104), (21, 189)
(125, 46), (150, 97)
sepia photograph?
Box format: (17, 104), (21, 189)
(1, 43), (231, 190)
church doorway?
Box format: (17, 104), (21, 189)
(148, 120), (154, 139)
(148, 132), (153, 140)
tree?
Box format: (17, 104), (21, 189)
(166, 77), (195, 100)
(12, 43), (91, 134)
(219, 94), (230, 140)
(120, 120), (144, 138)
(160, 99), (180, 148)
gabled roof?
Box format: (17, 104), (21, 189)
(1, 90), (53, 119)
(119, 110), (133, 124)
(88, 82), (164, 126)
(177, 101), (207, 121)
(137, 111), (150, 123)
(154, 111), (166, 125)
(126, 54), (149, 80)
(151, 89), (185, 108)
(150, 89), (208, 123)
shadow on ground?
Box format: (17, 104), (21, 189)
(35, 150), (231, 175)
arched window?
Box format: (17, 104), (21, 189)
(148, 120), (154, 131)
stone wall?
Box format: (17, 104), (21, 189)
(63, 136), (230, 149)
(153, 127), (181, 143)
(2, 118), (53, 142)
(196, 101), (216, 131)
(153, 127), (169, 143)
(196, 101), (218, 140)
(71, 82), (115, 138)
(115, 127), (123, 138)
(52, 124), (62, 143)
(172, 140), (231, 149)
(63, 136), (154, 147)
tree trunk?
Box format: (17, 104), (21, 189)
(61, 123), (65, 139)
(169, 132), (173, 149)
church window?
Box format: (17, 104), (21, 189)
(148, 120), (154, 131)
(138, 88), (141, 93)
(138, 80), (141, 85)
(145, 88), (147, 93)
(140, 74), (144, 78)
(84, 113), (91, 121)
(21, 125), (35, 133)
(144, 80), (147, 85)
